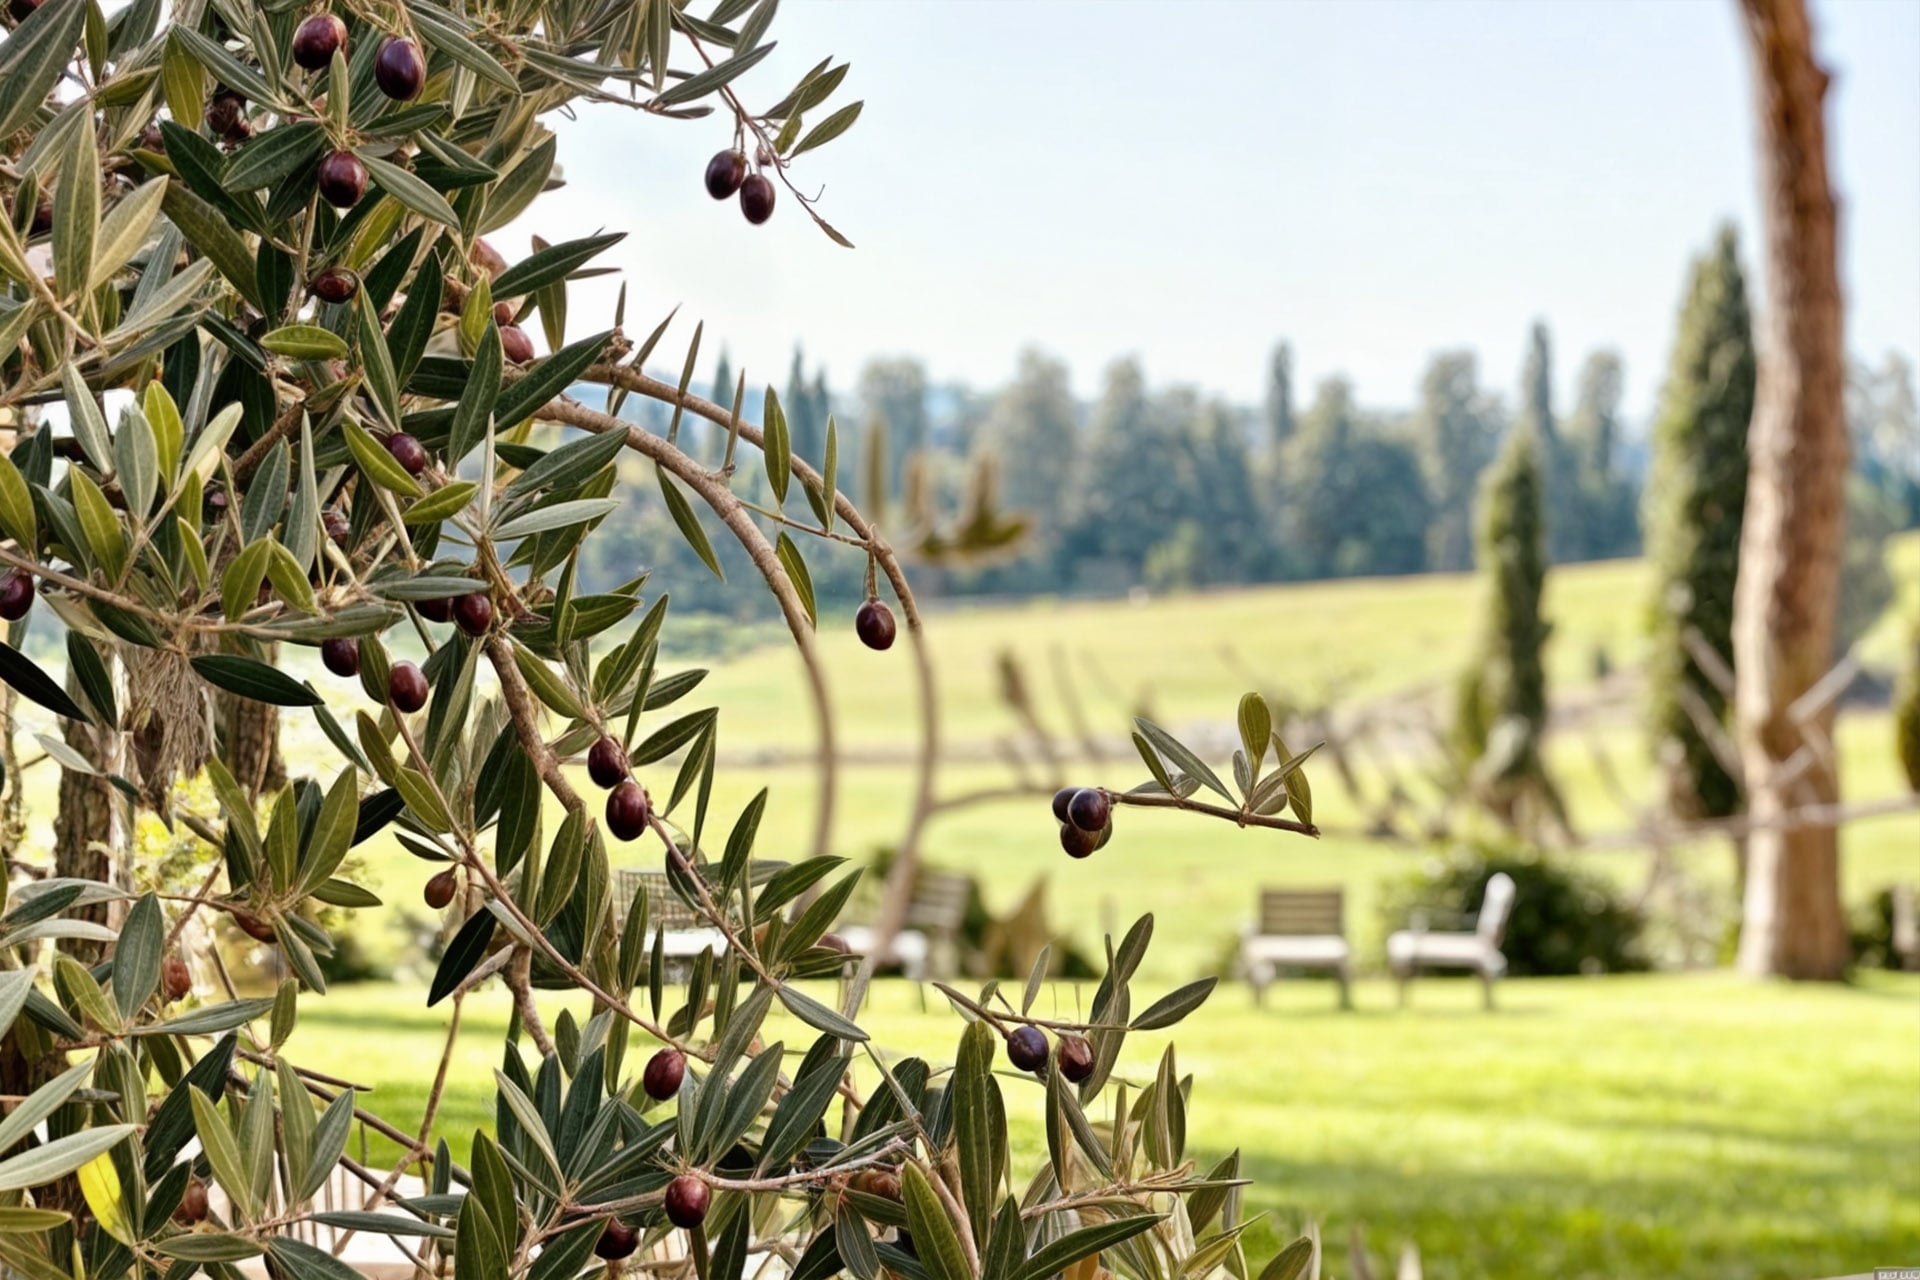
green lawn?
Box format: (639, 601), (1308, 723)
(289, 972), (1920, 1280)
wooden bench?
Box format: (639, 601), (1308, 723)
(1238, 888), (1353, 1009)
(1386, 871), (1516, 1009)
(612, 869), (728, 968)
(840, 869), (971, 984)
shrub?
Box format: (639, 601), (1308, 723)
(0, 3), (1330, 1276)
(1380, 845), (1648, 976)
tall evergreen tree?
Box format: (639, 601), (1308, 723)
(1565, 351), (1639, 559)
(785, 347), (827, 466)
(1180, 401), (1265, 582)
(859, 358), (930, 497)
(1456, 430), (1564, 833)
(1414, 351), (1498, 572)
(1643, 226), (1756, 824)
(1059, 359), (1182, 590)
(707, 348), (735, 464)
(1264, 342), (1296, 450)
(982, 349), (1079, 542)
(1283, 380), (1430, 579)
(1517, 321), (1579, 562)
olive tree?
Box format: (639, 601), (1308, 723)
(0, 2), (1324, 1278)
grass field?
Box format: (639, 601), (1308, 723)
(15, 536), (1916, 1276)
(288, 973), (1920, 1280)
(227, 534), (1916, 983)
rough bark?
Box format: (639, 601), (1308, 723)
(1731, 0), (1851, 980)
(221, 685), (286, 799)
(52, 699), (126, 965)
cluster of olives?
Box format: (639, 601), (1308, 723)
(588, 734), (652, 842)
(283, 12), (427, 208)
(1050, 786), (1113, 858)
(571, 1045), (706, 1245)
(703, 149), (777, 225)
(1004, 1023), (1095, 1082)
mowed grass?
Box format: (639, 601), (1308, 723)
(289, 972), (1920, 1280)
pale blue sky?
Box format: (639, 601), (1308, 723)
(522, 0), (1920, 421)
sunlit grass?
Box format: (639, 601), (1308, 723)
(289, 972), (1920, 1280)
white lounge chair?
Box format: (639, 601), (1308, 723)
(1238, 888), (1353, 1009)
(1387, 871), (1516, 1009)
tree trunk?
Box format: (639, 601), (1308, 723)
(1731, 0), (1851, 980)
(52, 678), (128, 966)
(221, 686), (286, 799)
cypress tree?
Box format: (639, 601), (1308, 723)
(1643, 226), (1756, 821)
(1264, 342), (1296, 449)
(1518, 321), (1579, 562)
(1458, 428), (1563, 831)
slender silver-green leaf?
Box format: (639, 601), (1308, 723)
(901, 1164), (970, 1280)
(791, 100), (863, 157)
(0, 1059), (91, 1154)
(112, 406), (158, 520)
(655, 465), (723, 580)
(296, 1087), (354, 1202)
(1131, 977), (1217, 1031)
(1136, 717), (1232, 802)
(359, 152), (459, 228)
(0, 1126), (136, 1193)
(112, 893), (164, 1018)
(0, 0), (89, 140)
(89, 177), (165, 290)
(1258, 1237), (1317, 1280)
(491, 498), (617, 541)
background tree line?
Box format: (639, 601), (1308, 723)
(574, 303), (1917, 625)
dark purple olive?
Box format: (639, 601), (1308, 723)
(0, 572), (33, 621)
(738, 173), (776, 225)
(27, 195), (53, 237)
(500, 324), (534, 364)
(204, 90), (244, 136)
(595, 1220), (639, 1260)
(291, 13), (347, 71)
(642, 1048), (685, 1100)
(587, 737), (629, 789)
(173, 1180), (208, 1224)
(1051, 787), (1078, 824)
(855, 599), (896, 651)
(664, 1176), (709, 1230)
(162, 955), (193, 1003)
(374, 37), (425, 100)
(417, 595), (452, 623)
(423, 868), (457, 909)
(1059, 1035), (1095, 1083)
(223, 118), (252, 145)
(1066, 788), (1110, 833)
(493, 300), (515, 326)
(317, 150), (368, 208)
(606, 780), (650, 842)
(323, 508), (351, 548)
(321, 637), (360, 677)
(311, 267), (358, 304)
(704, 150), (747, 200)
(1006, 1025), (1048, 1072)
(388, 661), (429, 713)
(1060, 823), (1100, 859)
(385, 432), (427, 476)
(452, 591), (493, 637)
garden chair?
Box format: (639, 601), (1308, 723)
(839, 869), (971, 1002)
(1238, 887), (1353, 1009)
(1386, 871), (1516, 1009)
(612, 869), (730, 971)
